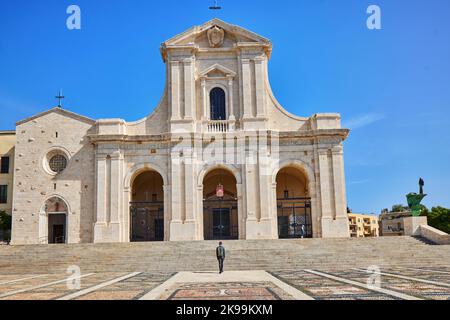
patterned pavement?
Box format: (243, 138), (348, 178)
(0, 267), (449, 300)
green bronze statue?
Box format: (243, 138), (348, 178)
(406, 178), (427, 217)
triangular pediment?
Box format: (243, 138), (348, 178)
(16, 107), (95, 126)
(162, 18), (271, 47)
(200, 64), (236, 78)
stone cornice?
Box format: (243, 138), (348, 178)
(88, 129), (349, 144)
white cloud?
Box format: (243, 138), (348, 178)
(343, 113), (385, 130)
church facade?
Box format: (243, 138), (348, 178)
(11, 19), (350, 245)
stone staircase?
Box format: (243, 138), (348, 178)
(0, 237), (449, 274)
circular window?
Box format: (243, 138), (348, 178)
(49, 154), (68, 173)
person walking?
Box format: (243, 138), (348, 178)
(216, 242), (226, 274)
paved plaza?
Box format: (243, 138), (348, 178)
(1, 266), (449, 300)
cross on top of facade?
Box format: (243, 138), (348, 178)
(209, 0), (222, 10)
(55, 89), (65, 108)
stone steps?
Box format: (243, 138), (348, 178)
(1, 237), (449, 274)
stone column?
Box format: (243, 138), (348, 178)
(170, 152), (182, 224)
(163, 185), (171, 241)
(317, 149), (333, 221)
(184, 154), (196, 223)
(254, 58), (266, 118)
(183, 58), (195, 120)
(236, 183), (245, 239)
(170, 61), (181, 121)
(123, 188), (131, 242)
(196, 184), (204, 240)
(331, 146), (347, 219)
(318, 148), (349, 238)
(94, 155), (107, 243)
(170, 152), (196, 241)
(109, 151), (123, 242)
(241, 59), (253, 119)
(201, 78), (207, 120)
(227, 76), (235, 121)
(271, 182), (279, 238)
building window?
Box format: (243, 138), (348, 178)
(0, 157), (10, 174)
(0, 185), (7, 204)
(49, 155), (68, 173)
(210, 87), (226, 120)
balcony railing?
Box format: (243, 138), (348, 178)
(207, 120), (235, 133)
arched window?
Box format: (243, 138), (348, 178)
(210, 87), (226, 121)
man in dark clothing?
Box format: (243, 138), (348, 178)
(216, 242), (226, 274)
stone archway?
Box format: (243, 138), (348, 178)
(130, 170), (165, 242)
(39, 196), (69, 244)
(202, 168), (239, 240)
(275, 166), (313, 239)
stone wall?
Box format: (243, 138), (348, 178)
(11, 110), (95, 245)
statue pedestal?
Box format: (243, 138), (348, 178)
(403, 216), (428, 236)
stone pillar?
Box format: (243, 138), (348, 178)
(227, 76), (235, 121)
(271, 182), (279, 238)
(109, 151), (123, 242)
(201, 78), (207, 120)
(318, 149), (333, 220)
(170, 152), (182, 225)
(254, 58), (266, 118)
(123, 188), (131, 242)
(331, 146), (348, 219)
(93, 155), (107, 243)
(163, 185), (171, 241)
(183, 58), (195, 120)
(244, 148), (260, 239)
(184, 154), (196, 223)
(241, 59), (253, 119)
(169, 153), (197, 241)
(318, 148), (349, 238)
(237, 183), (245, 240)
(197, 185), (204, 240)
(170, 61), (181, 121)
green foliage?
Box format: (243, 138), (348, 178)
(0, 211), (12, 242)
(0, 211), (12, 231)
(391, 204), (408, 212)
(426, 207), (450, 234)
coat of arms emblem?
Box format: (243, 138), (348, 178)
(207, 26), (225, 48)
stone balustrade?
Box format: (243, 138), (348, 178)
(206, 120), (235, 133)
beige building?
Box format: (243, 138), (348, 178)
(0, 131), (15, 215)
(11, 19), (350, 245)
(348, 213), (379, 238)
(379, 211), (411, 236)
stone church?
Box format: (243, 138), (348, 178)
(11, 19), (350, 245)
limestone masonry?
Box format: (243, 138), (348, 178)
(11, 19), (350, 245)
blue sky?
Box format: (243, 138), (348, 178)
(1, 0), (449, 214)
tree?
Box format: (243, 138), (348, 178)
(0, 211), (12, 242)
(426, 207), (450, 234)
(391, 204), (408, 212)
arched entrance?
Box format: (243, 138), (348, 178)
(130, 170), (164, 242)
(42, 197), (68, 244)
(276, 167), (313, 239)
(203, 168), (239, 240)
